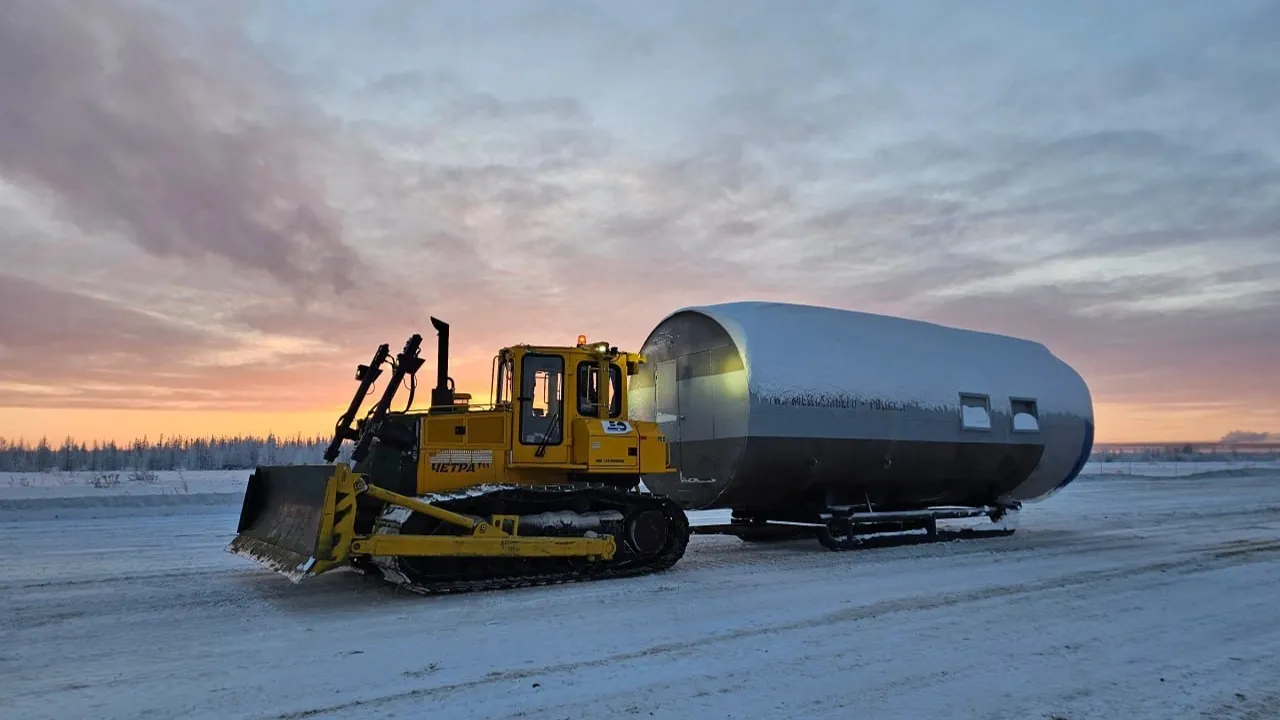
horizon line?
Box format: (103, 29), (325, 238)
(0, 434), (1276, 448)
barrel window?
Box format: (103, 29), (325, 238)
(959, 393), (991, 431)
(1011, 398), (1039, 432)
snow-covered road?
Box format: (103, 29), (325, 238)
(4, 472), (1279, 720)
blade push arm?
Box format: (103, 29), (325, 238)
(350, 334), (425, 464)
(324, 343), (391, 462)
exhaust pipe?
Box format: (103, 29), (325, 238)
(430, 316), (456, 410)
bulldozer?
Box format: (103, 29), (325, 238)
(227, 317), (690, 595)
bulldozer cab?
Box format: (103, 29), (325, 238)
(491, 339), (638, 467)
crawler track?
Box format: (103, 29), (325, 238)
(362, 485), (691, 595)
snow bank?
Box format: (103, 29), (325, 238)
(0, 469), (249, 497)
(0, 470), (250, 518)
(2, 460), (1275, 516)
(1077, 460), (1280, 479)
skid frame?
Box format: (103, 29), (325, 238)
(691, 502), (1020, 551)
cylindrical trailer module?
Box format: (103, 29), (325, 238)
(629, 301), (1094, 521)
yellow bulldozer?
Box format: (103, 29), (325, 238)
(227, 317), (690, 595)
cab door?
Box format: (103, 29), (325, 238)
(510, 351), (570, 464)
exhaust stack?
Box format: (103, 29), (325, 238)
(430, 316), (456, 410)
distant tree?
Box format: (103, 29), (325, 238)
(34, 436), (52, 471)
(0, 433), (332, 472)
(1220, 430), (1272, 444)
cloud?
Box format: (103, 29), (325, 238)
(0, 273), (217, 389)
(919, 284), (1280, 405)
(1, 0), (1278, 440)
(0, 0), (362, 296)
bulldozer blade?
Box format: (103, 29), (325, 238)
(227, 465), (341, 583)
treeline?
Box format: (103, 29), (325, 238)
(1092, 445), (1280, 463)
(4, 434), (1274, 474)
(0, 434), (344, 473)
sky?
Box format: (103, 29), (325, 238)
(1, 0), (1278, 445)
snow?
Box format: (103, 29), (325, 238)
(961, 404), (992, 430)
(3, 463), (1280, 719)
(0, 469), (248, 499)
(0, 469), (249, 519)
(665, 301), (1093, 418)
(520, 510), (625, 529)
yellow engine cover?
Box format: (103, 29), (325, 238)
(632, 420), (671, 475)
(568, 418), (671, 475)
(572, 418), (638, 470)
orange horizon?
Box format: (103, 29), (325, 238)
(0, 397), (1271, 447)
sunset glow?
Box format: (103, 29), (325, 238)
(1, 1), (1277, 447)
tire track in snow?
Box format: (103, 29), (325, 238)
(259, 538), (1280, 720)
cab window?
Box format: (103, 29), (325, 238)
(519, 354), (563, 445)
(577, 361), (622, 418)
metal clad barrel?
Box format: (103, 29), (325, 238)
(628, 301), (1094, 517)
